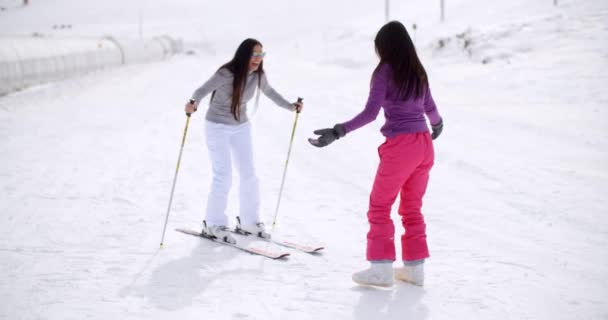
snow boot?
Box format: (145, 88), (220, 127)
(394, 263), (424, 286)
(352, 262), (394, 287)
(236, 217), (271, 239)
(202, 221), (236, 244)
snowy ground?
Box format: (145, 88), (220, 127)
(1, 0), (607, 319)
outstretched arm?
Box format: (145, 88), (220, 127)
(340, 64), (389, 134)
(190, 69), (228, 104)
(259, 73), (298, 111)
(185, 69), (229, 115)
(309, 64), (389, 147)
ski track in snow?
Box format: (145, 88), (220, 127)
(1, 0), (608, 319)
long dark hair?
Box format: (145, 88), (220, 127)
(374, 21), (428, 100)
(216, 38), (265, 121)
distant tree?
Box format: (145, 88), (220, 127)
(24, 0), (29, 5)
(385, 0), (390, 22)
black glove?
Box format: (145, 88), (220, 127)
(431, 118), (443, 140)
(308, 124), (346, 148)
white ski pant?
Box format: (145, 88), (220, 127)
(205, 120), (260, 227)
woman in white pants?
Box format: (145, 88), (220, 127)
(185, 38), (303, 244)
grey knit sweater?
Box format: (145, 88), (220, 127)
(191, 68), (295, 125)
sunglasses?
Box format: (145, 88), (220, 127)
(252, 52), (266, 58)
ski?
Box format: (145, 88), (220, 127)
(233, 217), (325, 254)
(175, 228), (290, 260)
(232, 229), (324, 254)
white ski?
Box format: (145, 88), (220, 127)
(176, 228), (290, 260)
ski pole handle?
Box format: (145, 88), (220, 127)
(295, 97), (303, 114)
(186, 99), (196, 117)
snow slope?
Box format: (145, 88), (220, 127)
(1, 0), (607, 319)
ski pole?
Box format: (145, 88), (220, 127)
(160, 106), (194, 247)
(271, 97), (303, 232)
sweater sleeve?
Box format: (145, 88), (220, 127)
(423, 85), (441, 125)
(260, 73), (295, 111)
(341, 64), (389, 134)
(190, 69), (229, 104)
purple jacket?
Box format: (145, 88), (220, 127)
(342, 63), (441, 138)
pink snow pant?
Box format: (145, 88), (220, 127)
(366, 132), (434, 262)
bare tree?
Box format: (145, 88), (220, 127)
(385, 0), (390, 22)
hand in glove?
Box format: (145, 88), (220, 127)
(184, 99), (198, 116)
(293, 100), (304, 113)
(431, 118), (443, 140)
(308, 124), (346, 148)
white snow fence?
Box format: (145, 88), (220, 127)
(0, 35), (183, 96)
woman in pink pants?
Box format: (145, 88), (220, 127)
(309, 21), (443, 287)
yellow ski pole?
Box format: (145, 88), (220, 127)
(271, 97), (303, 233)
(160, 106), (194, 247)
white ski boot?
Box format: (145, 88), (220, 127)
(352, 262), (394, 287)
(394, 263), (424, 286)
(202, 221), (236, 244)
(236, 217), (271, 239)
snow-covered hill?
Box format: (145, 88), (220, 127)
(1, 0), (607, 319)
